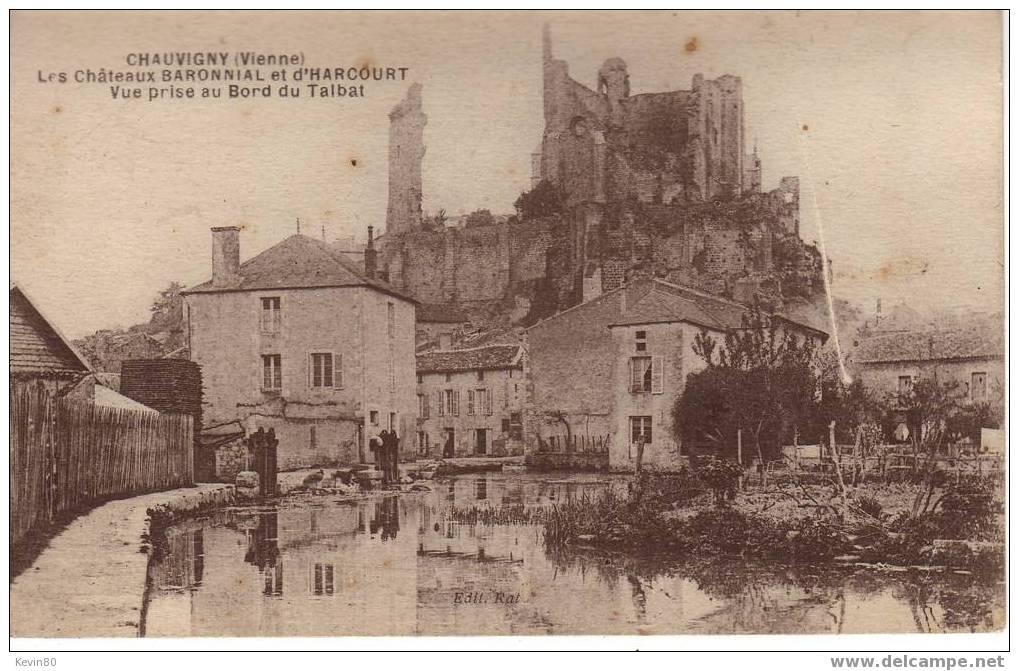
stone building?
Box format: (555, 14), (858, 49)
(524, 278), (826, 472)
(415, 302), (470, 350)
(851, 326), (1004, 407)
(415, 344), (526, 458)
(182, 227), (418, 471)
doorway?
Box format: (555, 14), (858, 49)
(443, 428), (455, 458)
(475, 428), (488, 455)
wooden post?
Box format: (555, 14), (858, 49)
(737, 429), (742, 466)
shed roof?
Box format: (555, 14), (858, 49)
(854, 327), (1004, 364)
(10, 283), (92, 375)
(183, 234), (415, 303)
(417, 344), (522, 374)
(94, 385), (158, 413)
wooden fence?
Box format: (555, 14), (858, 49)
(535, 434), (610, 454)
(10, 385), (193, 546)
(773, 443), (1003, 484)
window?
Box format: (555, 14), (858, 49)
(509, 412), (522, 440)
(467, 389), (475, 416)
(436, 390), (445, 417)
(971, 372), (988, 402)
(501, 418), (511, 433)
(309, 426), (317, 450)
(369, 410), (379, 426)
(261, 354), (282, 391)
(309, 353), (335, 388)
(629, 356), (663, 394)
(898, 375), (914, 395)
(387, 302), (395, 338)
(477, 370), (485, 381)
(635, 330), (647, 352)
(630, 416), (653, 444)
(389, 412), (397, 431)
(630, 356), (652, 393)
(443, 389), (459, 416)
(417, 431), (429, 453)
(312, 563), (334, 596)
(388, 357), (395, 393)
(477, 389), (492, 416)
(260, 297), (281, 333)
(418, 393), (430, 419)
(417, 374), (423, 384)
(445, 373), (452, 382)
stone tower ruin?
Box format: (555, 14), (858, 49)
(386, 83), (427, 234)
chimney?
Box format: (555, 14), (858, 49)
(364, 226), (378, 279)
(211, 226), (241, 287)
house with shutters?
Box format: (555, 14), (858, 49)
(182, 226), (418, 471)
(415, 344), (526, 458)
(525, 278), (826, 472)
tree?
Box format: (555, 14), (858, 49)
(463, 209), (495, 228)
(514, 179), (565, 219)
(893, 375), (965, 518)
(148, 281), (185, 331)
(675, 304), (818, 485)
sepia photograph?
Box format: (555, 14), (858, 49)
(7, 8), (1007, 652)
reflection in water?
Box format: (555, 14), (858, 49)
(144, 474), (1004, 637)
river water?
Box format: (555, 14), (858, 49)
(143, 473), (1003, 636)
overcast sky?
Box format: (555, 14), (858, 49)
(11, 10), (1003, 338)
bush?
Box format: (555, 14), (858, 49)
(632, 469), (705, 509)
(686, 508), (752, 554)
(936, 477), (1001, 540)
(692, 456), (743, 506)
(791, 516), (849, 561)
(855, 494), (884, 520)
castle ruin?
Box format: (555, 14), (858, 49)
(378, 27), (822, 325)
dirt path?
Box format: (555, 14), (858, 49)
(10, 484), (233, 639)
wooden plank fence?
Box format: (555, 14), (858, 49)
(10, 385), (193, 546)
(536, 434), (610, 454)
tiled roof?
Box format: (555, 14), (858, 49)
(417, 303), (468, 323)
(610, 279), (828, 340)
(854, 327), (1004, 364)
(183, 234), (415, 303)
(610, 290), (733, 330)
(417, 344), (522, 374)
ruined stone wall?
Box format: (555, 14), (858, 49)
(380, 218), (560, 308)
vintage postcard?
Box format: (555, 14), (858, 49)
(9, 10), (1006, 646)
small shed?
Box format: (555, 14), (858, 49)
(10, 283), (92, 396)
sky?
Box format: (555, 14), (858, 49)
(10, 10), (1004, 338)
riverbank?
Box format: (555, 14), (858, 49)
(543, 471), (1005, 575)
(10, 484), (234, 638)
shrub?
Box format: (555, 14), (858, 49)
(633, 469), (705, 509)
(686, 508), (751, 554)
(692, 456), (744, 506)
(791, 516), (849, 561)
(936, 477), (1001, 540)
(855, 494), (884, 520)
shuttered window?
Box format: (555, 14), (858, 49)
(629, 356), (663, 394)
